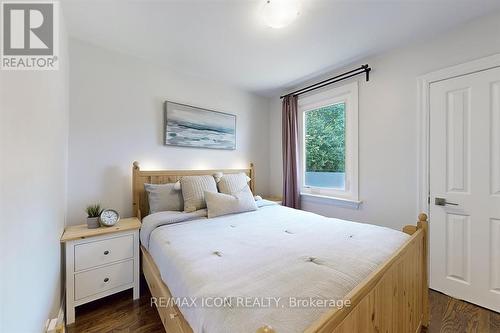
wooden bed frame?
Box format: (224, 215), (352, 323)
(133, 161), (429, 333)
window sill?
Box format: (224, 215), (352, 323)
(300, 192), (362, 209)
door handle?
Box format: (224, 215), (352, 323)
(435, 197), (459, 206)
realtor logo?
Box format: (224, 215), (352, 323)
(1, 1), (59, 70)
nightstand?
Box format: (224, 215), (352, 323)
(263, 195), (283, 204)
(61, 217), (141, 324)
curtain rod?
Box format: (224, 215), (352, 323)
(280, 64), (371, 99)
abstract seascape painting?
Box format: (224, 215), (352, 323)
(164, 101), (236, 150)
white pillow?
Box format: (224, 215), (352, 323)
(144, 183), (183, 214)
(217, 173), (252, 195)
(180, 175), (218, 212)
(205, 186), (257, 218)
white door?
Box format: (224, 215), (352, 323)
(429, 66), (500, 312)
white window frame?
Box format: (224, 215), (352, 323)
(298, 81), (359, 203)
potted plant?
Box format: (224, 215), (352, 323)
(86, 204), (102, 229)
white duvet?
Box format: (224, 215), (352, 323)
(142, 202), (409, 333)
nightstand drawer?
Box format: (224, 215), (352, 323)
(74, 260), (134, 300)
(75, 234), (133, 271)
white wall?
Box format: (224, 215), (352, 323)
(67, 39), (270, 225)
(269, 12), (500, 230)
(0, 13), (69, 333)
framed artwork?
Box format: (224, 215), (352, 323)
(164, 101), (236, 150)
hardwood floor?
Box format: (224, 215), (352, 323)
(66, 276), (164, 333)
(67, 278), (500, 333)
(425, 290), (500, 333)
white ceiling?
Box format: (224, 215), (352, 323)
(63, 0), (500, 95)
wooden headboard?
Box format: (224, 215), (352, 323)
(132, 161), (255, 220)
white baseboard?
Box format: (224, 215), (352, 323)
(46, 298), (65, 333)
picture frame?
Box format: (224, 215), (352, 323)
(164, 101), (236, 150)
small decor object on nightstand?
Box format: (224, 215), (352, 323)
(100, 209), (120, 227)
(85, 204), (102, 229)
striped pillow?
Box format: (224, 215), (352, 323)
(180, 175), (218, 212)
(217, 173), (252, 195)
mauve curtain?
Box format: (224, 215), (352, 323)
(282, 95), (300, 209)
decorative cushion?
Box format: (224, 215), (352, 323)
(213, 172), (223, 183)
(217, 173), (252, 195)
(205, 185), (258, 218)
(180, 175), (218, 212)
(144, 183), (183, 214)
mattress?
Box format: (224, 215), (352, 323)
(142, 202), (409, 333)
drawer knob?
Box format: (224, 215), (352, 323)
(103, 250), (110, 255)
(104, 277), (109, 283)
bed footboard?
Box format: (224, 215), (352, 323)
(302, 213), (429, 333)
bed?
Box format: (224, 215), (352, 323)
(132, 162), (429, 333)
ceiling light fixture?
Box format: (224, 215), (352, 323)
(260, 0), (300, 29)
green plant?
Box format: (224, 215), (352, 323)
(86, 204), (102, 218)
(305, 103), (346, 173)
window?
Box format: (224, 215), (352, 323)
(299, 82), (359, 202)
(304, 102), (346, 189)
